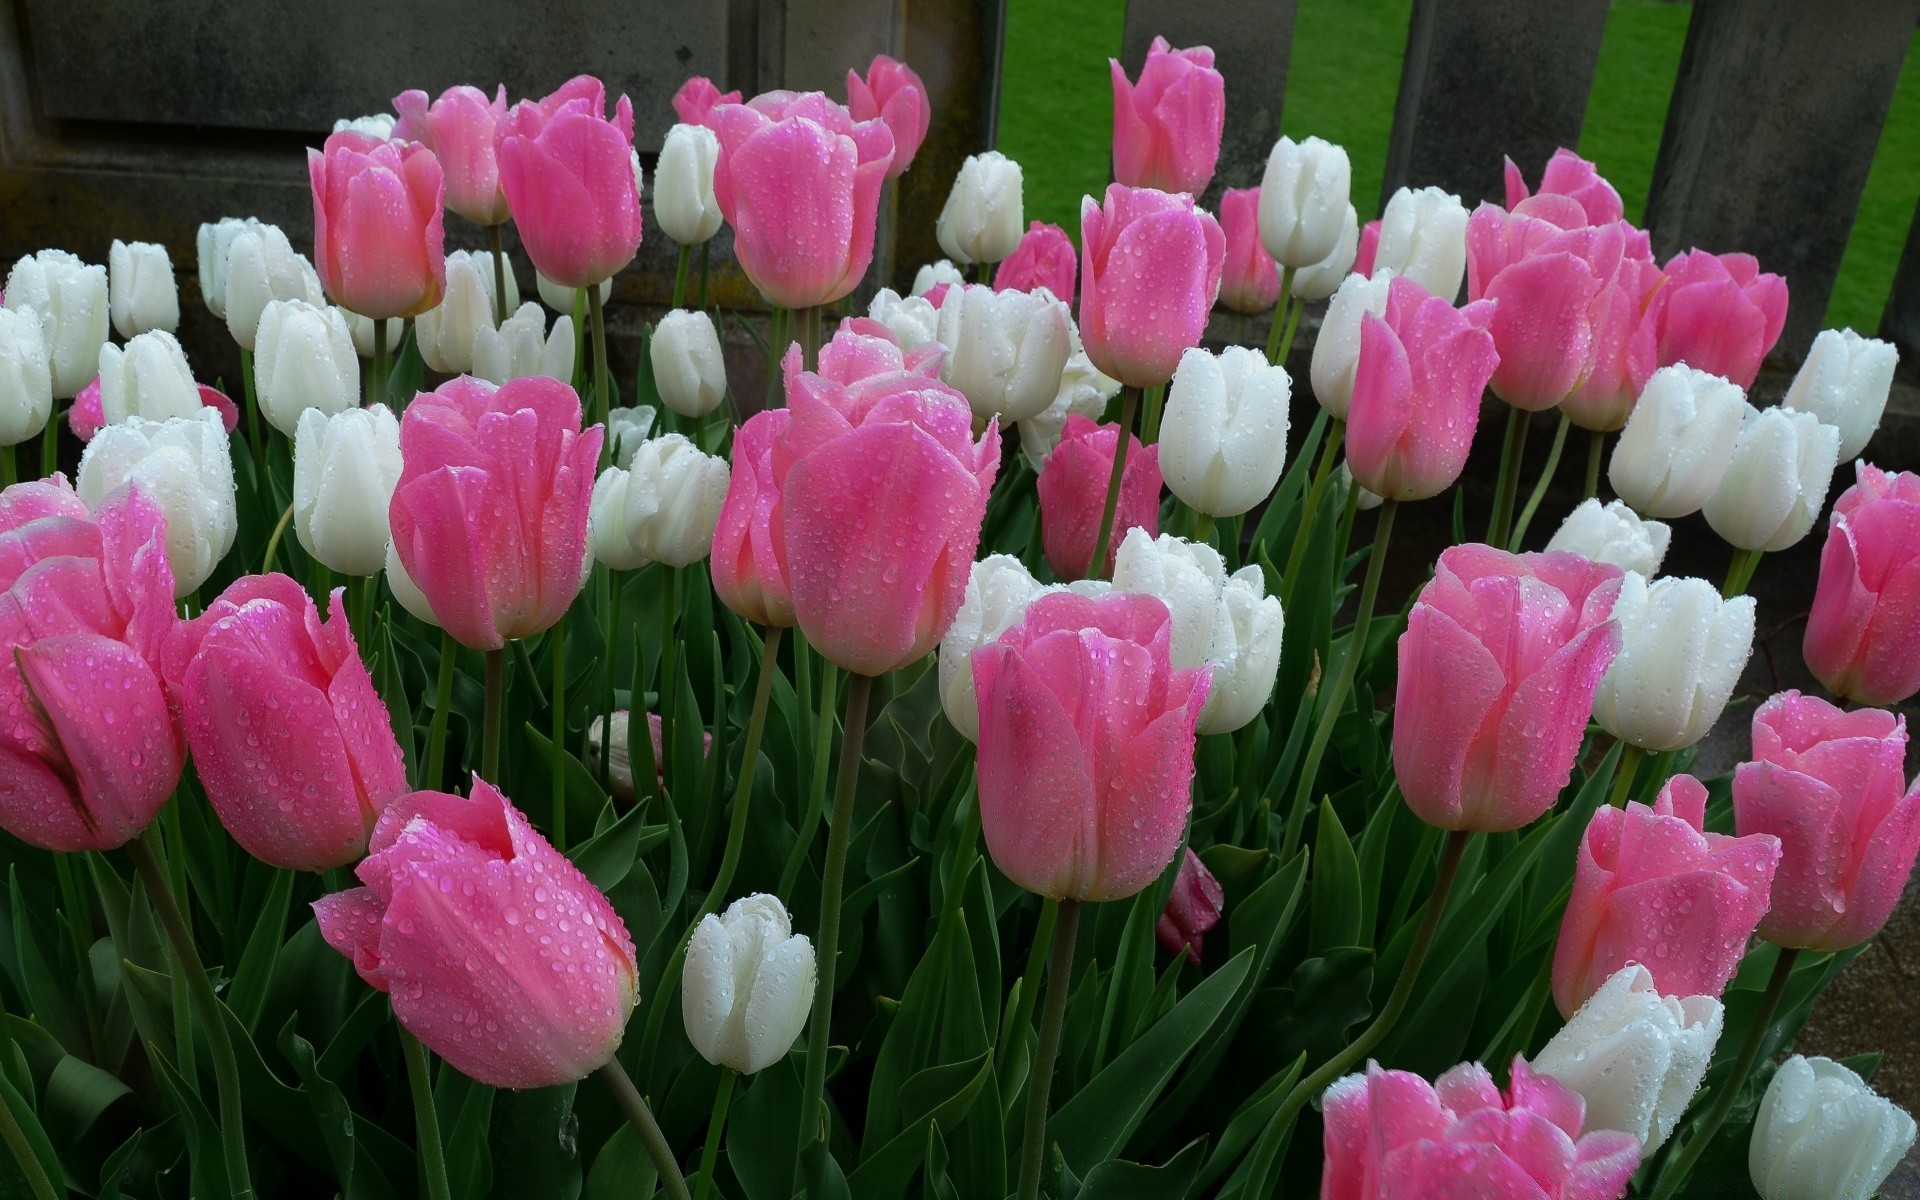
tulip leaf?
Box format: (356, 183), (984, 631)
(564, 790), (667, 893)
(149, 1043), (232, 1200)
(438, 1069), (496, 1200)
(226, 865), (295, 1033)
(386, 329), (424, 407)
(727, 1058), (801, 1200)
(488, 1083), (580, 1200)
(586, 1121), (656, 1200)
(845, 1052), (991, 1200)
(277, 1015), (356, 1193)
(9, 869), (85, 1055)
(1309, 802), (1362, 954)
(1074, 1137), (1207, 1200)
(42, 1053), (132, 1147)
(1196, 1053), (1305, 1197)
(1260, 947), (1375, 1073)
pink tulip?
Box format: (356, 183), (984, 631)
(846, 55), (930, 179)
(973, 590), (1209, 901)
(1561, 230), (1661, 433)
(707, 92), (894, 309)
(1802, 463), (1920, 705)
(1503, 148), (1625, 229)
(1395, 545), (1621, 833)
(1644, 249), (1788, 389)
(1079, 184), (1225, 389)
(993, 221), (1078, 301)
(773, 336), (997, 675)
(1485, 248), (1602, 411)
(1353, 219), (1380, 278)
(389, 375), (601, 651)
(68, 378), (238, 443)
(1109, 37), (1226, 196)
(313, 778), (638, 1088)
(1218, 186), (1281, 314)
(393, 84), (511, 226)
(495, 76), (641, 290)
(1037, 413), (1162, 581)
(1464, 204), (1562, 304)
(1554, 774), (1781, 1016)
(1344, 275), (1498, 501)
(711, 408), (795, 628)
(309, 130), (446, 320)
(1734, 691), (1920, 952)
(0, 479), (182, 852)
(1156, 848), (1224, 964)
(1322, 1058), (1641, 1200)
(162, 573), (407, 872)
(672, 76), (741, 127)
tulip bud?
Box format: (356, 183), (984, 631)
(848, 55), (931, 179)
(1505, 148), (1625, 227)
(98, 331), (202, 426)
(710, 409), (792, 627)
(912, 259), (965, 296)
(939, 555), (1052, 740)
(866, 288), (942, 352)
(5, 249), (109, 398)
(1038, 413), (1161, 580)
(1218, 187), (1281, 315)
(1804, 464), (1920, 704)
(415, 250), (501, 375)
(1079, 185), (1226, 389)
(585, 710), (711, 802)
(341, 309), (405, 359)
(606, 405), (657, 469)
(474, 302), (574, 385)
(223, 223), (325, 351)
(536, 271), (609, 316)
(993, 221), (1077, 300)
(1159, 345), (1290, 518)
(1289, 204), (1359, 302)
(1336, 462), (1384, 511)
(384, 540), (439, 628)
(1647, 249), (1787, 390)
(934, 283), (1072, 424)
(937, 151), (1024, 265)
(310, 129), (447, 319)
(1308, 271), (1392, 418)
(294, 406), (404, 577)
(683, 894), (816, 1075)
(1608, 365), (1749, 519)
(1373, 185), (1470, 301)
(656, 122), (724, 246)
(333, 113), (396, 140)
(77, 411), (237, 597)
(1592, 573), (1755, 752)
(1110, 37), (1225, 195)
(1258, 135), (1353, 269)
(1781, 327), (1896, 462)
(196, 217), (260, 319)
(392, 84), (511, 226)
(673, 76), (740, 125)
(1546, 498), (1671, 577)
(1019, 339), (1121, 471)
(649, 309), (727, 418)
(1532, 963), (1722, 1154)
(1751, 1056), (1915, 1200)
(0, 308), (52, 446)
(1703, 406), (1840, 552)
(1156, 849), (1224, 964)
(255, 300), (359, 435)
(590, 435), (728, 570)
(108, 239), (180, 339)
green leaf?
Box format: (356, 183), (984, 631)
(727, 1058), (800, 1200)
(277, 1016), (356, 1194)
(226, 866), (295, 1032)
(1264, 948), (1376, 1071)
(846, 1052), (991, 1200)
(1309, 802), (1361, 954)
(564, 795), (667, 893)
(1074, 1137), (1207, 1200)
(586, 1122), (656, 1200)
(42, 1054), (132, 1147)
(0, 1065), (67, 1195)
(487, 1084), (579, 1200)
(386, 328), (424, 406)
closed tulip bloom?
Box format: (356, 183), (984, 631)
(333, 113), (396, 140)
(392, 84), (510, 226)
(1703, 406), (1840, 552)
(294, 406), (403, 577)
(1079, 184), (1225, 389)
(1533, 964), (1721, 1154)
(937, 150), (1024, 265)
(1803, 463), (1920, 704)
(1258, 136), (1352, 270)
(222, 223), (326, 351)
(496, 76), (642, 290)
(389, 376), (601, 649)
(683, 893), (816, 1075)
(1345, 275), (1499, 501)
(974, 591), (1208, 899)
(993, 221), (1077, 300)
(1750, 1056), (1917, 1200)
(935, 283), (1072, 424)
(1503, 148), (1626, 228)
(1337, 462), (1385, 511)
(1554, 774), (1780, 1015)
(255, 300), (359, 435)
(1320, 1058), (1641, 1200)
(1160, 345), (1290, 518)
(309, 129), (446, 319)
(590, 435), (727, 569)
(1372, 185), (1470, 301)
(0, 308), (52, 446)
(710, 409), (793, 627)
(1289, 204), (1359, 302)
(1592, 573), (1755, 752)
(1397, 545), (1622, 832)
(475, 303), (574, 385)
(383, 540), (439, 628)
(1218, 187), (1281, 314)
(0, 481), (182, 851)
(1607, 365), (1748, 518)
(535, 271), (609, 316)
(1111, 38), (1226, 195)
(865, 288), (942, 352)
(1734, 691), (1920, 951)
(68, 376), (236, 446)
(1485, 247), (1604, 411)
(340, 309), (404, 359)
(413, 250), (499, 375)
(912, 259), (965, 296)
(1781, 328), (1897, 460)
(1019, 340), (1121, 470)
(939, 555), (1053, 740)
(1309, 271), (1393, 418)
(1352, 219), (1381, 278)
(586, 710), (712, 802)
(1647, 249), (1788, 389)
(847, 55), (930, 179)
(1156, 848), (1224, 964)
(5, 249), (108, 398)
(1038, 412), (1161, 580)
(313, 780), (638, 1088)
(673, 76), (741, 126)
(650, 309), (727, 418)
(196, 217), (260, 319)
(77, 411), (237, 596)
(1547, 498), (1671, 577)
(97, 330), (201, 428)
(655, 123), (725, 245)
(108, 239), (179, 338)
(1562, 238), (1661, 434)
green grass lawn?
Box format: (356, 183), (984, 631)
(999, 0), (1920, 337)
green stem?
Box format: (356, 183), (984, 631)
(1193, 511), (1215, 547)
(1280, 419), (1346, 606)
(798, 672), (875, 1156)
(39, 403), (58, 477)
(1508, 412), (1570, 551)
(672, 245), (693, 312)
(657, 567), (678, 787)
(1140, 382), (1166, 446)
(589, 284), (612, 469)
(572, 288), (589, 396)
(1280, 500), (1397, 860)
(400, 1028), (453, 1200)
(1015, 898), (1082, 1200)
(157, 806), (196, 1084)
(705, 626), (783, 913)
(128, 831), (255, 1199)
(1649, 948), (1801, 1200)
(425, 629), (458, 790)
(482, 647), (505, 784)
(1608, 743), (1647, 809)
(260, 501), (294, 574)
(1002, 900), (1058, 1073)
(1584, 429), (1606, 501)
(692, 1068), (736, 1200)
(372, 319), (390, 413)
(240, 346), (264, 473)
(1264, 273), (1297, 365)
(698, 243), (711, 312)
(800, 306), (823, 372)
(598, 1060), (693, 1200)
(1487, 405), (1531, 549)
(777, 649), (838, 899)
(1334, 473), (1362, 566)
(766, 309), (790, 410)
(0, 1076), (58, 1200)
(552, 617), (568, 847)
(488, 224), (509, 328)
(1723, 547), (1764, 598)
(0, 443), (14, 488)
(1248, 829), (1473, 1196)
(598, 567), (620, 792)
(1086, 386), (1141, 581)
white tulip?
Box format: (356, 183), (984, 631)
(535, 271), (610, 316)
(1310, 272), (1394, 418)
(1337, 462), (1383, 511)
(1547, 498), (1671, 578)
(1160, 346), (1290, 518)
(1609, 365), (1750, 519)
(1290, 205), (1360, 302)
(5, 249), (109, 399)
(222, 224), (324, 351)
(108, 239), (180, 338)
(936, 151), (1024, 265)
(1592, 573), (1755, 752)
(293, 406), (403, 577)
(1533, 964), (1722, 1154)
(98, 331), (201, 426)
(606, 406), (658, 470)
(590, 435), (728, 569)
(650, 309), (727, 418)
(935, 284), (1071, 424)
(1703, 406), (1840, 552)
(1750, 1056), (1916, 1200)
(384, 540), (440, 628)
(912, 260), (966, 296)
(254, 300), (358, 435)
(197, 217), (260, 319)
(1373, 186), (1469, 301)
(340, 309), (404, 359)
(77, 411), (235, 596)
(0, 308), (53, 446)
(939, 555), (1051, 740)
(866, 288), (943, 352)
(332, 113), (396, 140)
(683, 894), (816, 1075)
(473, 303), (574, 385)
(656, 123), (724, 246)
(1018, 329), (1119, 470)
(415, 251), (499, 374)
(1258, 136), (1353, 269)
(1781, 328), (1898, 461)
